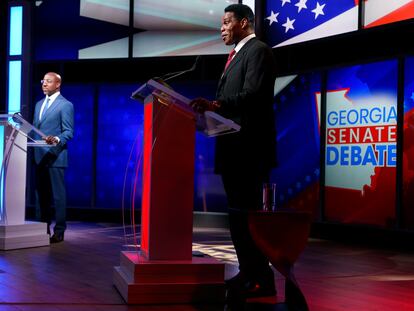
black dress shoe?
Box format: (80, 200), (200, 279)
(50, 233), (64, 243)
(248, 270), (276, 298)
(225, 272), (246, 287)
(226, 271), (276, 298)
(242, 280), (276, 298)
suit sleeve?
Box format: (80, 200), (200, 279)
(58, 101), (74, 146)
(33, 101), (41, 129)
(216, 44), (274, 117)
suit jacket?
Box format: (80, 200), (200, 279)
(33, 94), (74, 167)
(214, 37), (277, 173)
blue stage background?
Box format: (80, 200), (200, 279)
(31, 81), (230, 212)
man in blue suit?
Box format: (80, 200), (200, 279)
(33, 72), (74, 243)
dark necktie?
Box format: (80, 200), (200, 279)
(224, 49), (236, 71)
(40, 97), (50, 120)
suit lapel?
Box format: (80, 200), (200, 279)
(219, 38), (256, 83)
(34, 100), (43, 126)
(41, 96), (61, 123)
(223, 51), (243, 77)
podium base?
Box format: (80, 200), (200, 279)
(113, 251), (226, 304)
(0, 221), (50, 250)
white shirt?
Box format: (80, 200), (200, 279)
(39, 91), (61, 143)
(233, 33), (256, 58)
(39, 91), (60, 120)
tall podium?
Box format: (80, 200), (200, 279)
(0, 114), (51, 250)
(113, 79), (240, 304)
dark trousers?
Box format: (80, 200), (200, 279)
(221, 167), (273, 281)
(36, 165), (67, 236)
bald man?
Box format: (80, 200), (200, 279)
(33, 72), (74, 243)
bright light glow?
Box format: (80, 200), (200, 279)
(9, 6), (23, 56)
(192, 242), (237, 264)
(8, 61), (22, 114)
(242, 0), (255, 13)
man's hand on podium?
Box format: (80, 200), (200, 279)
(190, 97), (221, 113)
(43, 135), (59, 145)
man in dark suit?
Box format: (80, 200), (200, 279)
(191, 4), (277, 298)
(33, 72), (74, 243)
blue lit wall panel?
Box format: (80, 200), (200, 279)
(95, 84), (143, 209)
(7, 60), (22, 114)
(64, 85), (94, 207)
(9, 6), (23, 56)
(271, 73), (321, 213)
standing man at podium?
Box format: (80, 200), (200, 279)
(190, 3), (277, 298)
(33, 72), (74, 244)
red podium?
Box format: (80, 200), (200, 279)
(113, 79), (240, 304)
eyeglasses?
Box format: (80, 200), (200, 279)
(40, 79), (54, 84)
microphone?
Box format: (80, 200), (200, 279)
(12, 112), (23, 125)
(131, 56), (201, 101)
(158, 55), (201, 82)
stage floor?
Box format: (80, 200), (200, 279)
(1, 221), (414, 310)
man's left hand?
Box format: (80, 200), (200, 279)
(43, 136), (58, 145)
(190, 98), (221, 113)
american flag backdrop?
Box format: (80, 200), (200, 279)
(264, 0), (359, 47)
(364, 0), (414, 28)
